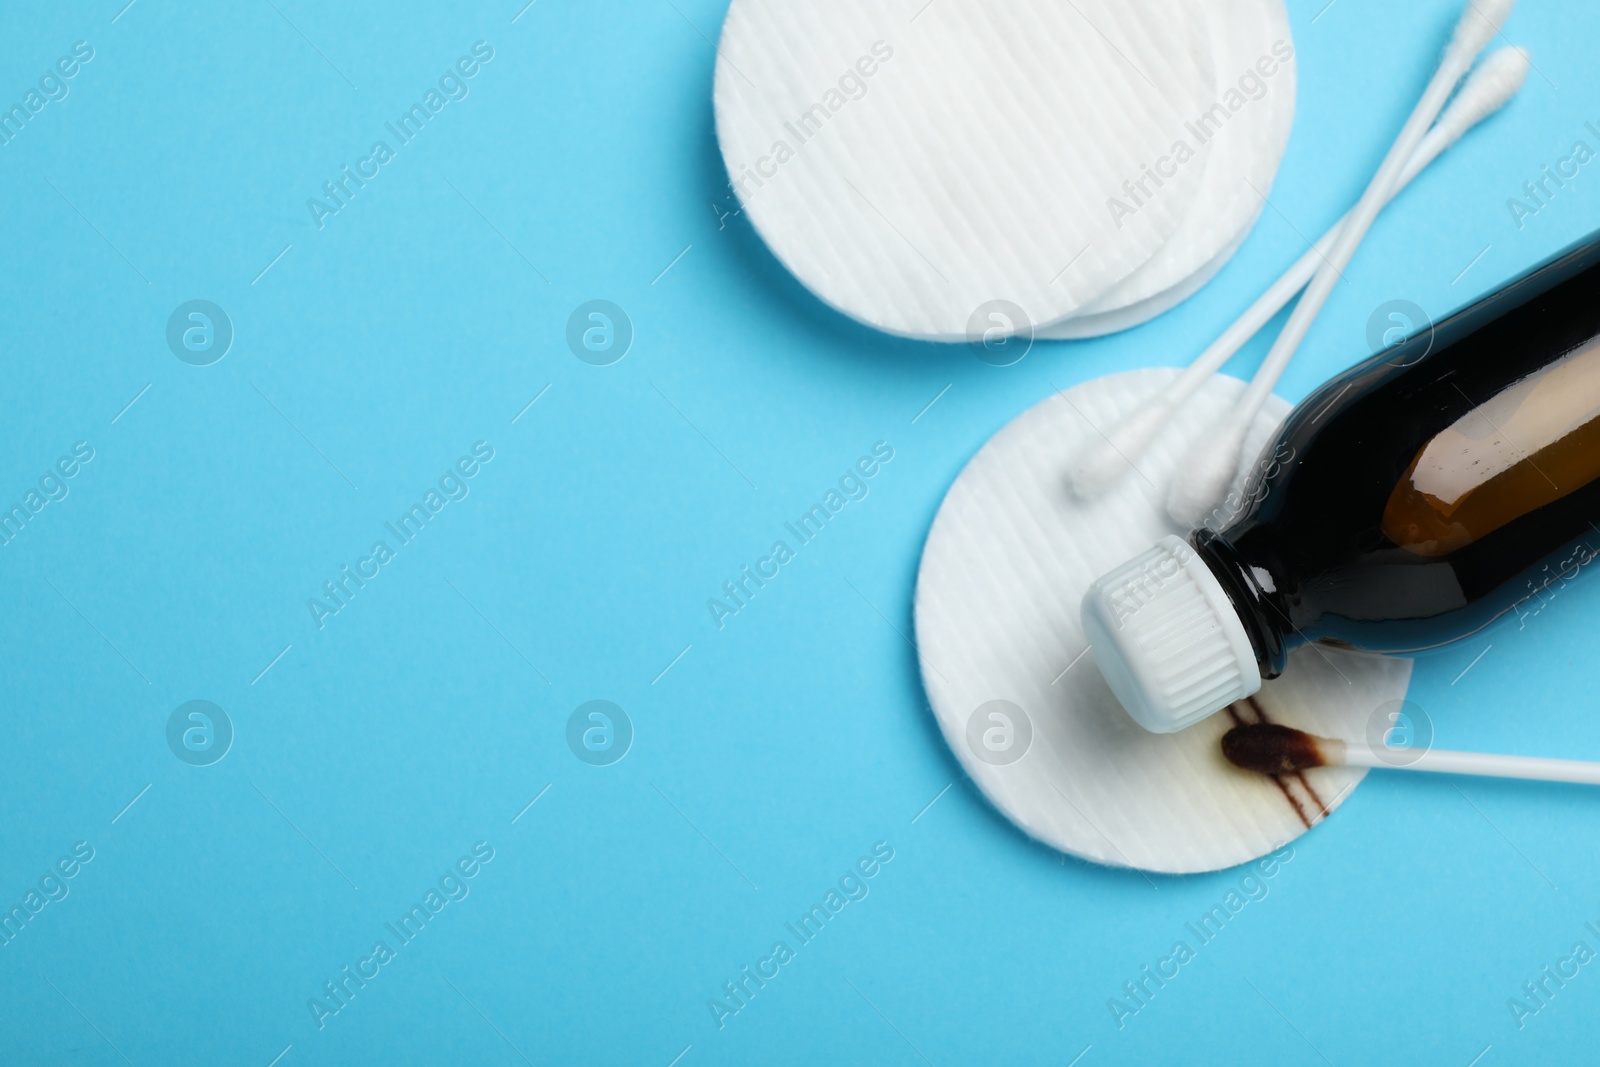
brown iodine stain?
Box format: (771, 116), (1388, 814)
(1225, 702), (1312, 829)
(1245, 695), (1330, 825)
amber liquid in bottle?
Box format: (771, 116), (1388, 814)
(1193, 233), (1600, 678)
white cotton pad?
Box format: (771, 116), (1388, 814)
(914, 370), (1413, 874)
(713, 0), (1220, 340)
(1041, 0), (1298, 337)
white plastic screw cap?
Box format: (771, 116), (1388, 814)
(1081, 535), (1261, 732)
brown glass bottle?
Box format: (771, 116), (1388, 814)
(1195, 232), (1600, 679)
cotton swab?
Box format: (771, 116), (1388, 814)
(1068, 45), (1530, 501)
(1164, 0), (1516, 527)
(1222, 722), (1600, 787)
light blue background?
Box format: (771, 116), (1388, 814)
(3, 0), (1599, 1063)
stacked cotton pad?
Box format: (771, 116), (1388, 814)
(714, 0), (1297, 341)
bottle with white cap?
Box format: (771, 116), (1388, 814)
(1084, 230), (1600, 733)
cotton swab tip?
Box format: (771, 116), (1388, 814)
(1476, 43), (1532, 98)
(1452, 0), (1515, 57)
(1166, 425), (1247, 528)
(1438, 46), (1530, 138)
(1221, 723), (1343, 774)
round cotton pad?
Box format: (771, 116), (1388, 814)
(914, 370), (1413, 873)
(1044, 0), (1297, 334)
(713, 0), (1220, 340)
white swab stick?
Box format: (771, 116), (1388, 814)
(1166, 0), (1516, 526)
(1221, 722), (1600, 786)
(1341, 743), (1600, 785)
(1068, 45), (1529, 500)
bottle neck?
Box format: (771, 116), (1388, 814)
(1191, 528), (1291, 680)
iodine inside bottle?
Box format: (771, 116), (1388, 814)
(1084, 233), (1600, 733)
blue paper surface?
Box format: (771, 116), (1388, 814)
(3, 1), (1600, 1063)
